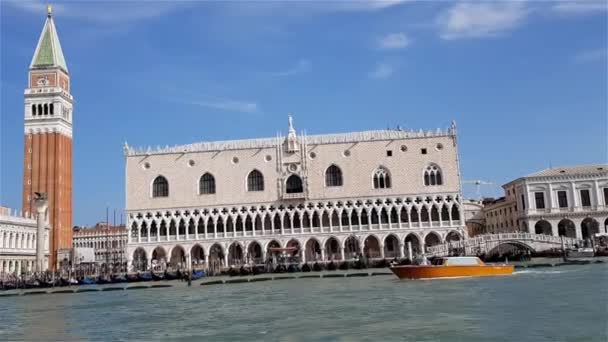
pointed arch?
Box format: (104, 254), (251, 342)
(178, 218), (186, 235)
(273, 213), (282, 232)
(254, 214), (263, 231)
(302, 212), (311, 228)
(247, 169), (264, 191)
(188, 218), (195, 235)
(420, 206), (430, 222)
(373, 166), (391, 189)
(169, 219), (177, 236)
(140, 221), (148, 238)
(325, 164), (343, 186)
(431, 206), (440, 222)
(264, 214), (272, 231)
(321, 211), (330, 228)
(293, 212), (301, 229)
(159, 220), (167, 236)
(216, 216), (225, 233)
(199, 173), (216, 194)
(286, 174), (303, 193)
(150, 221), (158, 237)
(451, 204), (460, 221)
(424, 164), (443, 186)
(331, 210), (340, 227)
(410, 207), (419, 222)
(312, 211), (321, 228)
(152, 176), (169, 197)
(441, 205), (450, 221)
(380, 207), (389, 224)
(236, 216), (244, 232)
(341, 210), (349, 227)
(350, 210), (360, 227)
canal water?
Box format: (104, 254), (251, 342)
(1, 264), (606, 341)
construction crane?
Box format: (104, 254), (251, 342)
(463, 180), (494, 200)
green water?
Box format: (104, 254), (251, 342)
(1, 264), (607, 341)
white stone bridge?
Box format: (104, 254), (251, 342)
(427, 233), (579, 257)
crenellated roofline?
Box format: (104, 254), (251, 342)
(124, 125), (458, 157)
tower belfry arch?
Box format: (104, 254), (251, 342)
(22, 7), (73, 270)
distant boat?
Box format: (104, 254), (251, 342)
(164, 271), (179, 281)
(79, 277), (96, 285)
(151, 272), (165, 281)
(390, 256), (514, 280)
(191, 270), (205, 280)
(96, 275), (112, 285)
(126, 274), (140, 282)
(111, 274), (127, 283)
(138, 272), (153, 282)
(566, 248), (594, 258)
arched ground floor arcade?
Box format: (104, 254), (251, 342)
(126, 228), (465, 272)
(526, 213), (608, 241)
(0, 256), (38, 276)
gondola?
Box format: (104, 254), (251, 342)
(326, 262), (337, 271)
(79, 277), (96, 285)
(151, 272), (165, 281)
(164, 271), (179, 281)
(137, 272), (152, 282)
(313, 263), (324, 272)
(301, 263), (312, 272)
(24, 279), (41, 289)
(239, 266), (251, 276)
(111, 274), (127, 283)
(287, 264), (300, 273)
(126, 273), (140, 282)
(96, 275), (112, 285)
(191, 270), (206, 280)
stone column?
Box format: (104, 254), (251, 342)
(379, 244), (385, 259)
(321, 248), (326, 262)
(340, 247), (345, 261)
(398, 243), (405, 258)
(34, 193), (48, 273)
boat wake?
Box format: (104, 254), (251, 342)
(514, 269), (569, 275)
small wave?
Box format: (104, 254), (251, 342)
(515, 269), (568, 275)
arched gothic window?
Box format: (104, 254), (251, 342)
(199, 173), (216, 194)
(424, 164), (443, 186)
(373, 167), (391, 189)
(286, 174), (303, 193)
(325, 165), (343, 187)
(152, 176), (169, 197)
(247, 170), (264, 192)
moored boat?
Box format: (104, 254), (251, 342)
(111, 274), (127, 283)
(79, 277), (96, 285)
(566, 247), (594, 258)
(390, 256), (513, 280)
(126, 273), (140, 282)
(137, 272), (153, 282)
(151, 272), (165, 281)
(191, 270), (205, 280)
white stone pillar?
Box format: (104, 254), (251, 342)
(398, 243), (405, 258)
(34, 194), (48, 273)
(340, 247), (345, 261)
(380, 244), (385, 259)
(407, 241), (413, 260)
(321, 248), (326, 262)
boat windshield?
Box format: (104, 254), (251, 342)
(444, 257), (482, 266)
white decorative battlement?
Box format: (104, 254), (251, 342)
(125, 126), (457, 157)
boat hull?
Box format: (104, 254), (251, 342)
(390, 264), (514, 279)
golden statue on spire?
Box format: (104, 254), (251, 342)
(47, 4), (52, 17)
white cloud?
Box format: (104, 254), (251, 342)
(552, 0), (607, 15)
(5, 0), (186, 24)
(438, 2), (529, 40)
(378, 32), (411, 49)
(268, 59), (311, 77)
(369, 63), (395, 79)
(189, 99), (258, 113)
(574, 48), (607, 63)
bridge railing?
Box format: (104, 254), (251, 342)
(427, 233), (579, 256)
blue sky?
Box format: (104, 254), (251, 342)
(1, 0), (606, 226)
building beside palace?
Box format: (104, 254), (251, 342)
(21, 7), (74, 270)
(481, 165), (608, 240)
(463, 199), (485, 237)
(0, 207), (49, 276)
(73, 224), (127, 268)
(124, 117), (466, 271)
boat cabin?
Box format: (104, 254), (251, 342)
(431, 257), (484, 266)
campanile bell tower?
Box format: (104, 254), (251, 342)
(22, 5), (73, 270)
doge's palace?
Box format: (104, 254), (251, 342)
(124, 117), (466, 272)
